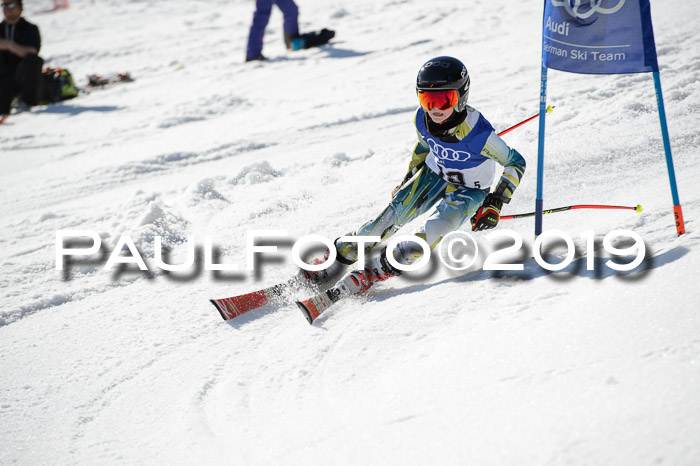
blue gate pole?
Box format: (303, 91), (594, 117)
(535, 63), (549, 236)
(653, 71), (685, 236)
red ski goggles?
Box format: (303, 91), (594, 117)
(417, 89), (459, 111)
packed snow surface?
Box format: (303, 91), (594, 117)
(1, 0), (699, 464)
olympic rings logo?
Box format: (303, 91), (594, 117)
(427, 139), (472, 162)
(551, 0), (626, 20)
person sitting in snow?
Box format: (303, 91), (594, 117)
(0, 0), (43, 117)
(296, 56), (527, 319)
(244, 0), (334, 62)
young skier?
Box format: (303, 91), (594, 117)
(296, 56), (527, 320)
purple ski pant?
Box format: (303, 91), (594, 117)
(246, 0), (299, 59)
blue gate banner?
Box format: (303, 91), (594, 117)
(542, 0), (659, 74)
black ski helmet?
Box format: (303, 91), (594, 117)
(416, 56), (470, 112)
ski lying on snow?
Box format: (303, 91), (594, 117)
(86, 72), (134, 88)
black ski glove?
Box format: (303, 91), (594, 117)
(471, 193), (505, 231)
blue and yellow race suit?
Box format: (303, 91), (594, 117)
(336, 106), (526, 265)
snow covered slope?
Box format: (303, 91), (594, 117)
(1, 0), (699, 464)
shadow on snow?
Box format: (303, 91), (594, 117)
(34, 104), (123, 115)
(218, 245), (690, 327)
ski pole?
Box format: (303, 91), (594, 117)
(501, 204), (643, 220)
(498, 105), (554, 137)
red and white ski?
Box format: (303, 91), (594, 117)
(86, 72), (134, 88)
(211, 259), (349, 323)
(295, 288), (343, 324)
(209, 277), (299, 320)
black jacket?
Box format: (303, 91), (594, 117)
(1, 17), (41, 69)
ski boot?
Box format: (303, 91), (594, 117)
(296, 246), (348, 291)
(285, 29), (335, 51)
(296, 252), (401, 324)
